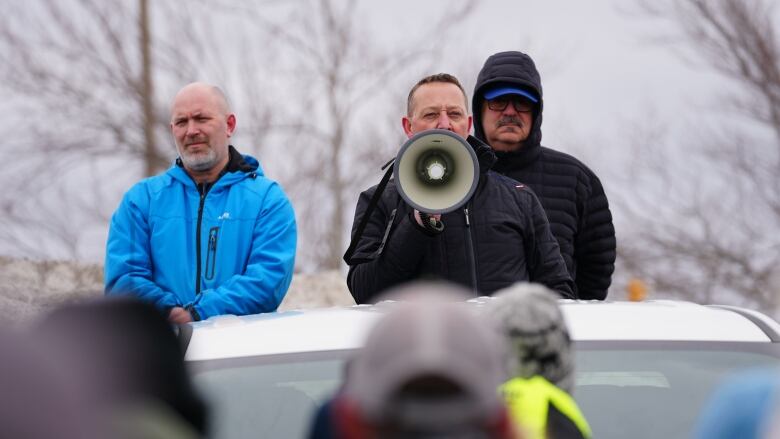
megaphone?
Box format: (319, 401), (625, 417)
(394, 129), (479, 214)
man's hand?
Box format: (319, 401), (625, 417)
(414, 210), (442, 227)
(168, 306), (193, 324)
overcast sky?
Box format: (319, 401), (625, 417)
(356, 0), (751, 176)
(3, 0), (778, 268)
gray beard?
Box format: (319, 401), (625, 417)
(181, 149), (218, 172)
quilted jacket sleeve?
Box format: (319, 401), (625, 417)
(573, 174), (616, 300)
(346, 186), (436, 304)
(523, 190), (576, 299)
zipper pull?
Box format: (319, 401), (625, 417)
(209, 233), (216, 249)
(464, 207), (470, 226)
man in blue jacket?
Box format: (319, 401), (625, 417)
(105, 82), (297, 323)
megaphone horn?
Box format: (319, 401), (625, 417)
(394, 129), (479, 214)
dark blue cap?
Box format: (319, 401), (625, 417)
(484, 86), (538, 103)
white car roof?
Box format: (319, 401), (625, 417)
(561, 300), (779, 342)
(184, 300), (780, 362)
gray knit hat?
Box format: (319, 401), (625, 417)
(483, 282), (575, 393)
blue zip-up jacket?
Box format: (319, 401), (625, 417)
(105, 148), (297, 319)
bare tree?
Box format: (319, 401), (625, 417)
(227, 0), (478, 271)
(0, 1), (171, 175)
(616, 0), (780, 311)
(0, 0), (273, 261)
(0, 0), (168, 260)
(0, 0), (478, 273)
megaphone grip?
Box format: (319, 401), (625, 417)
(419, 212), (444, 233)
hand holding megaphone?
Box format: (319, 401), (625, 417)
(394, 129), (480, 215)
(414, 210), (443, 232)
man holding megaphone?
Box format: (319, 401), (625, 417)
(344, 74), (574, 303)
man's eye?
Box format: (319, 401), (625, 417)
(448, 112), (463, 119)
(175, 120), (187, 126)
(423, 113), (438, 119)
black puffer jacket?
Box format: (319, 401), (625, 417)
(346, 135), (574, 303)
(473, 51), (616, 300)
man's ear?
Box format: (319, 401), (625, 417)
(467, 115), (473, 135)
(226, 114), (237, 137)
(402, 116), (414, 138)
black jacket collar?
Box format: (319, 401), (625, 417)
(467, 135), (497, 174)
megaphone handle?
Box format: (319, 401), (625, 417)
(343, 162), (395, 265)
(418, 212), (444, 233)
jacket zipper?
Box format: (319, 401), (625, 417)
(463, 205), (478, 296)
(205, 227), (219, 280)
(195, 184), (207, 296)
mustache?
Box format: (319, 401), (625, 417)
(497, 116), (524, 128)
(185, 137), (208, 146)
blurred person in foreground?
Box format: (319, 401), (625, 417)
(484, 282), (592, 439)
(309, 282), (516, 438)
(694, 368), (780, 439)
(105, 82), (297, 323)
(473, 51), (616, 300)
(346, 73), (574, 303)
(32, 298), (208, 438)
(307, 358), (354, 439)
(0, 329), (96, 439)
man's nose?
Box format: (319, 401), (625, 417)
(436, 112), (452, 130)
(185, 121), (200, 136)
(502, 102), (518, 116)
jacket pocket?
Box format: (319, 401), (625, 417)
(205, 227), (219, 280)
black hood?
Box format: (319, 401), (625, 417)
(472, 51), (544, 153)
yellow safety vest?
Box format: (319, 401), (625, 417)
(501, 376), (592, 439)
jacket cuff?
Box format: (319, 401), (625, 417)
(185, 304), (202, 322)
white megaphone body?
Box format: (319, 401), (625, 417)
(393, 129), (480, 214)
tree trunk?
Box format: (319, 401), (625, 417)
(139, 0), (158, 177)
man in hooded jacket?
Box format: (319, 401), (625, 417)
(473, 51), (616, 300)
(346, 73), (574, 303)
(105, 82), (297, 322)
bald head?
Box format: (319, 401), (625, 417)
(170, 82), (236, 181)
(171, 82), (230, 119)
